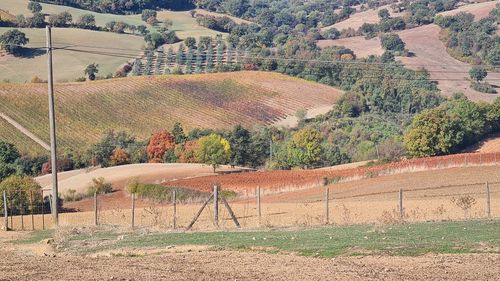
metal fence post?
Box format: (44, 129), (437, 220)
(399, 188), (404, 220)
(2, 191), (7, 231)
(325, 186), (330, 225)
(94, 192), (98, 226)
(257, 186), (261, 226)
(213, 184), (219, 228)
(172, 189), (177, 229)
(131, 193), (135, 229)
(486, 182), (491, 218)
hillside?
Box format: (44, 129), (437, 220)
(0, 71), (342, 152)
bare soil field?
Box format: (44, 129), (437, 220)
(0, 247), (498, 281)
(466, 134), (500, 153)
(322, 5), (404, 32)
(317, 36), (383, 58)
(438, 0), (500, 20)
(396, 24), (500, 101)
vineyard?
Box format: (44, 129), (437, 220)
(0, 72), (342, 152)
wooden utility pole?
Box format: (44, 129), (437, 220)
(172, 190), (177, 229)
(213, 184), (219, 227)
(46, 26), (59, 226)
(486, 182), (491, 218)
(2, 191), (7, 231)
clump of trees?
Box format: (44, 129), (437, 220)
(469, 66), (496, 94)
(0, 29), (29, 56)
(32, 0), (193, 14)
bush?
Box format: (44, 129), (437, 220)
(471, 82), (497, 94)
(127, 179), (208, 202)
(0, 175), (43, 215)
(86, 177), (113, 196)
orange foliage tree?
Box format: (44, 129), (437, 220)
(110, 147), (130, 166)
(176, 140), (199, 163)
(147, 130), (175, 162)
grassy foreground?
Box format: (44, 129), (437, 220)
(19, 220), (500, 257)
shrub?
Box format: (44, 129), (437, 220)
(86, 177), (113, 196)
(0, 175), (43, 215)
(127, 179), (208, 202)
(471, 82), (497, 94)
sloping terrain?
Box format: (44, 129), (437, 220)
(0, 72), (342, 152)
(321, 5), (405, 32)
(466, 134), (500, 153)
(438, 0), (500, 20)
(0, 27), (145, 83)
(317, 36), (383, 58)
(397, 24), (500, 101)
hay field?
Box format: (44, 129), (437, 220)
(0, 72), (342, 152)
(321, 5), (405, 32)
(0, 27), (145, 83)
(317, 36), (383, 58)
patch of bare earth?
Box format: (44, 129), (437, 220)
(397, 24), (499, 102)
(466, 134), (500, 153)
(322, 5), (405, 32)
(438, 0), (500, 20)
(0, 246), (498, 280)
(317, 36), (383, 58)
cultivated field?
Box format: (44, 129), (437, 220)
(321, 5), (405, 32)
(438, 0), (500, 20)
(396, 24), (500, 101)
(156, 10), (224, 40)
(0, 72), (342, 152)
(317, 36), (384, 58)
(0, 116), (47, 155)
(0, 27), (145, 83)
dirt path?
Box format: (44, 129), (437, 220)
(0, 245), (498, 280)
(0, 112), (50, 150)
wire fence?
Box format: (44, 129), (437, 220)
(2, 180), (498, 231)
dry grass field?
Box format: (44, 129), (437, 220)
(321, 5), (405, 32)
(0, 71), (342, 152)
(317, 36), (384, 58)
(438, 0), (500, 20)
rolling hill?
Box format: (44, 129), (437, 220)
(0, 71), (343, 153)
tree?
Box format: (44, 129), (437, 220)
(404, 107), (464, 157)
(77, 14), (96, 29)
(84, 63), (99, 80)
(172, 122), (186, 144)
(0, 175), (42, 215)
(287, 128), (323, 169)
(378, 8), (390, 19)
(110, 148), (130, 166)
(28, 1), (42, 13)
(141, 9), (157, 22)
(229, 125), (252, 166)
(184, 37), (197, 49)
(0, 141), (20, 164)
(469, 67), (487, 82)
(0, 29), (29, 56)
(380, 33), (405, 52)
(28, 13), (46, 28)
(196, 134), (231, 172)
(147, 130), (175, 161)
(48, 11), (72, 27)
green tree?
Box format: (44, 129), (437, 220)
(0, 175), (42, 215)
(404, 107), (464, 157)
(229, 125), (252, 166)
(378, 8), (390, 19)
(28, 1), (42, 13)
(184, 37), (197, 49)
(287, 128), (323, 169)
(84, 63), (99, 80)
(0, 29), (29, 55)
(380, 33), (405, 52)
(0, 141), (20, 164)
(77, 14), (96, 29)
(469, 67), (487, 82)
(196, 134), (231, 172)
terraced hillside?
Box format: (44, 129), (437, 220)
(0, 72), (342, 152)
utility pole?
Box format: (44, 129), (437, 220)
(46, 26), (59, 226)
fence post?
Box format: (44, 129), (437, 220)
(41, 191), (45, 230)
(324, 186), (330, 225)
(213, 184), (219, 228)
(30, 191), (34, 231)
(2, 191), (7, 231)
(131, 193), (135, 229)
(9, 192), (13, 229)
(399, 189), (404, 220)
(20, 192), (24, 231)
(94, 192), (98, 226)
(257, 186), (261, 226)
(486, 182), (491, 219)
(172, 189), (177, 229)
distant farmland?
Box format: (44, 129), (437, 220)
(0, 72), (342, 153)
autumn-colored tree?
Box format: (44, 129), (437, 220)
(287, 127), (323, 169)
(147, 130), (175, 162)
(195, 134), (231, 173)
(176, 140), (199, 163)
(110, 147), (130, 166)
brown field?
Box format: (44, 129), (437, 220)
(397, 24), (500, 102)
(317, 36), (384, 58)
(193, 9), (253, 24)
(0, 230), (498, 281)
(321, 5), (405, 32)
(0, 9), (15, 21)
(438, 0), (500, 20)
(466, 134), (500, 153)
